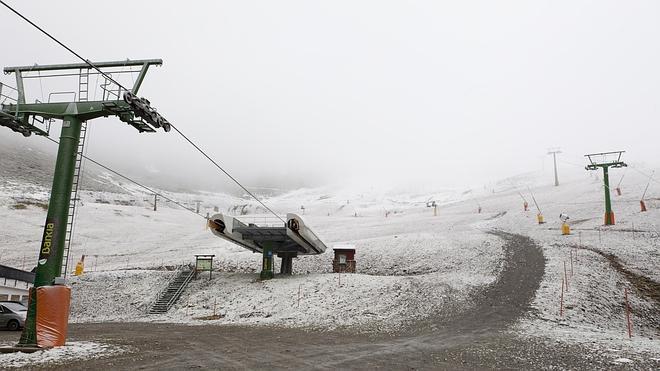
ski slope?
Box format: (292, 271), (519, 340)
(0, 163), (659, 358)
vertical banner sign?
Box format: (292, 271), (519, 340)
(38, 218), (58, 266)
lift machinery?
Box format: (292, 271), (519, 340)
(208, 213), (328, 279)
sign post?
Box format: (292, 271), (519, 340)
(194, 254), (215, 280)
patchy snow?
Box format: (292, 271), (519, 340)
(474, 164), (660, 357)
(0, 341), (126, 368)
(63, 214), (504, 332)
(1, 162), (659, 355)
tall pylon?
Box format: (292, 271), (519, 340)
(1, 58), (168, 348)
(548, 148), (562, 186)
(585, 151), (627, 225)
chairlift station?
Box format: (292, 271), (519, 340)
(208, 213), (328, 279)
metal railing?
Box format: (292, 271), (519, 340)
(0, 82), (18, 105)
(100, 74), (124, 101)
(146, 264), (185, 312)
(235, 214), (287, 227)
(48, 91), (77, 103)
(163, 268), (195, 310)
(146, 263), (194, 313)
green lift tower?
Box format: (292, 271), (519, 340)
(0, 59), (169, 347)
(585, 151), (627, 226)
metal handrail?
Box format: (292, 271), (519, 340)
(0, 94), (16, 105)
(48, 91), (77, 103)
(0, 83), (18, 105)
(146, 264), (184, 312)
(164, 268), (194, 310)
(0, 82), (18, 91)
(100, 75), (123, 101)
(236, 214), (287, 227)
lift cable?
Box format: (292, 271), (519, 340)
(0, 0), (285, 223)
(166, 125), (285, 222)
(628, 165), (660, 187)
(0, 0), (125, 90)
(43, 136), (207, 220)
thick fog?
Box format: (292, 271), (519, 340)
(1, 1), (659, 193)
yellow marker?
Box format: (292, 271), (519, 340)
(537, 213), (545, 224)
(562, 222), (571, 235)
(74, 260), (84, 276)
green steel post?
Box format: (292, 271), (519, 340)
(19, 115), (82, 346)
(132, 63), (150, 94)
(260, 243), (274, 280)
(14, 69), (25, 104)
(603, 166), (614, 225)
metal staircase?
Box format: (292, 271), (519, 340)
(148, 266), (195, 314)
(61, 70), (90, 279)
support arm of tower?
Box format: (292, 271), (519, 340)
(3, 59), (162, 74)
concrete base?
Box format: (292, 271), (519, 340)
(259, 270), (274, 280)
(604, 211), (615, 225)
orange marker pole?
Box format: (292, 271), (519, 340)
(564, 261), (569, 292)
(297, 284), (301, 308)
(560, 277), (564, 317)
(625, 288), (632, 338)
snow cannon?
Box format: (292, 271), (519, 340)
(208, 213), (328, 279)
(74, 255), (85, 276)
(537, 213), (545, 224)
(559, 213), (571, 235)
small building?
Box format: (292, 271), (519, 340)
(332, 245), (356, 273)
(0, 264), (34, 304)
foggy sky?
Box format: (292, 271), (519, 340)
(1, 1), (659, 193)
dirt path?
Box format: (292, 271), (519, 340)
(0, 232), (641, 369)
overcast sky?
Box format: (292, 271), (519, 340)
(1, 1), (659, 193)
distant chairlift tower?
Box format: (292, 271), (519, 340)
(0, 59), (170, 347)
(547, 148), (562, 187)
(585, 151), (627, 226)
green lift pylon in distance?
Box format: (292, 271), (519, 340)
(585, 151), (627, 226)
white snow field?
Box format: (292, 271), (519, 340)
(1, 161), (659, 360)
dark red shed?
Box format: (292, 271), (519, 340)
(332, 245), (356, 273)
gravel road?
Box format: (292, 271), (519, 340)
(0, 232), (651, 369)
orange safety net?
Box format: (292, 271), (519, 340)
(36, 285), (71, 347)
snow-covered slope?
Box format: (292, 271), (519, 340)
(0, 155), (658, 356)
